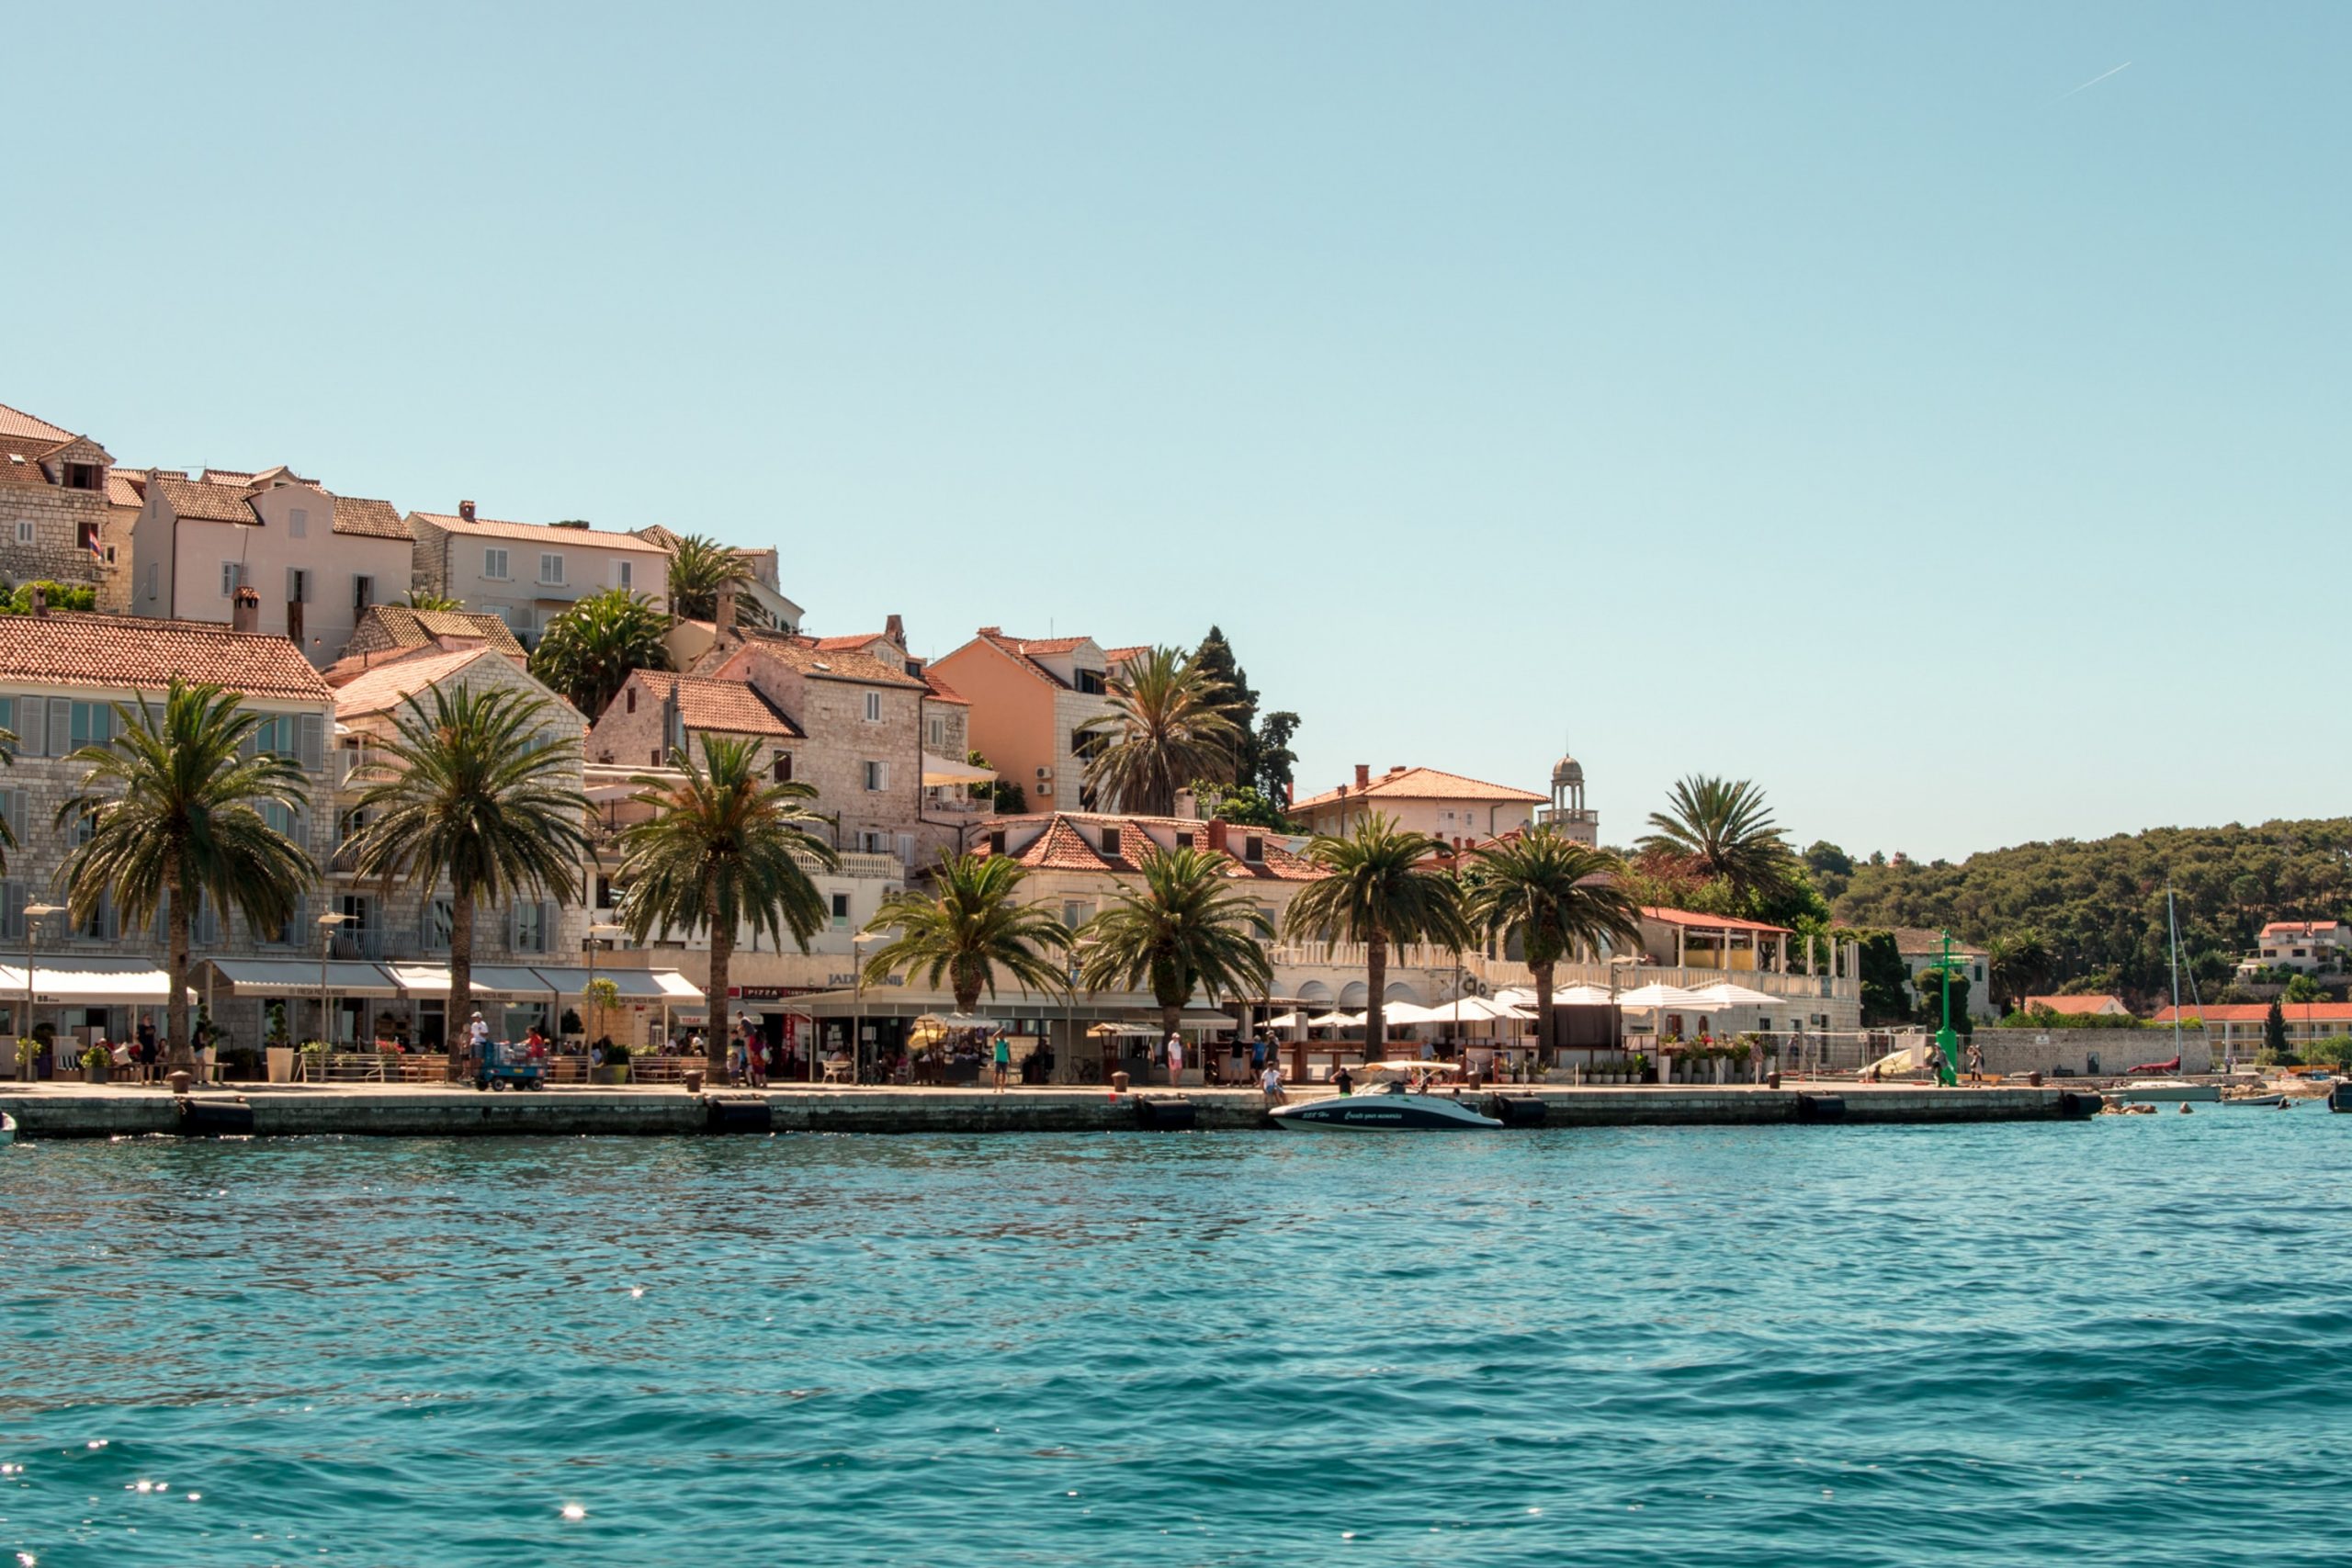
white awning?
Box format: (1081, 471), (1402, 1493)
(921, 750), (995, 788)
(203, 959), (403, 998)
(524, 966), (705, 1004)
(0, 959), (193, 1005)
(381, 963), (558, 1000)
(1687, 982), (1784, 1009)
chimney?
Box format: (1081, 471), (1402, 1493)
(232, 585), (261, 635)
(1207, 818), (1230, 854)
(458, 499), (477, 523)
(1353, 763), (1370, 788)
(978, 625), (1001, 637)
(885, 613), (905, 646)
(714, 581), (738, 630)
(29, 585), (47, 618)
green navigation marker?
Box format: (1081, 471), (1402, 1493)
(1932, 930), (1962, 1087)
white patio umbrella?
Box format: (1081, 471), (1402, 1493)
(1686, 982), (1783, 1009)
(1377, 1000), (1450, 1027)
(1612, 983), (1720, 1010)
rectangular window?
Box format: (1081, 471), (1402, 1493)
(67, 701), (115, 750)
(288, 506), (308, 539)
(1071, 729), (1109, 762)
(594, 875), (613, 909)
(0, 697), (11, 737)
(858, 829), (888, 854)
(831, 893), (851, 931)
(484, 547), (509, 580)
(251, 714), (298, 757)
(514, 903), (545, 952)
(1062, 899), (1086, 930)
(616, 559), (632, 590)
(425, 897), (455, 952)
(863, 760), (888, 792)
(926, 716), (945, 749)
(260, 801), (298, 838)
(538, 553), (564, 585)
(1243, 835), (1263, 863)
(773, 752), (793, 783)
(12, 521), (31, 546)
(340, 894), (371, 931)
(1101, 826), (1122, 856)
(144, 563), (158, 601)
(1175, 830), (1194, 849)
(286, 568), (310, 604)
(864, 692), (882, 722)
(987, 829), (1008, 856)
(353, 575), (374, 614)
(220, 561), (242, 597)
(65, 463), (101, 491)
(1075, 669), (1106, 694)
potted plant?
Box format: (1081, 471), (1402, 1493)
(1630, 1050), (1651, 1084)
(266, 1003), (296, 1083)
(583, 978), (620, 1048)
(594, 1042), (633, 1086)
(298, 1039), (329, 1082)
(81, 1043), (110, 1085)
(13, 1037), (40, 1082)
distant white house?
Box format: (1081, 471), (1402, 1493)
(2235, 920), (2349, 977)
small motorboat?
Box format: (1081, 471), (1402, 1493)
(2111, 1078), (2221, 1105)
(2222, 1092), (2290, 1108)
(1270, 1061), (1503, 1132)
(0, 1111), (15, 1145)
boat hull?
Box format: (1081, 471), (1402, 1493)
(2113, 1079), (2221, 1104)
(1270, 1095), (1503, 1132)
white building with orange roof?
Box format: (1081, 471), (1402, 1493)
(2236, 919), (2349, 977)
(129, 462), (411, 668)
(929, 628), (1148, 812)
(408, 502), (672, 649)
(1291, 762), (1550, 851)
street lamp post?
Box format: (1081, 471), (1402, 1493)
(584, 921), (625, 1049)
(22, 903), (62, 1077)
(315, 911), (349, 1078)
(850, 930), (886, 1085)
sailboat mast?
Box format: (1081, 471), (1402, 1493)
(2167, 886), (2183, 1059)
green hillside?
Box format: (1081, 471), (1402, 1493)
(1827, 818), (2352, 1007)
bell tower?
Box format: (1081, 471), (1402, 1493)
(1539, 746), (1598, 844)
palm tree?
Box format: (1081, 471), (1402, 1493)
(1077, 845), (1273, 1043)
(54, 680), (313, 1069)
(1282, 813), (1469, 1057)
(1637, 774), (1794, 905)
(344, 684), (590, 1078)
(666, 534), (757, 623)
(615, 735), (836, 1076)
(859, 853), (1069, 1016)
(1078, 646), (1243, 816)
(1464, 829), (1644, 1060)
(401, 587), (466, 613)
(529, 587), (673, 717)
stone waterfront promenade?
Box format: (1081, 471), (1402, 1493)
(0, 1080), (2093, 1139)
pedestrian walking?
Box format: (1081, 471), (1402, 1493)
(1164, 1031), (1184, 1087)
(1964, 1039), (1984, 1086)
(991, 1030), (1012, 1092)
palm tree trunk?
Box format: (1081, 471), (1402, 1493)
(165, 869), (193, 1072)
(1366, 933), (1387, 1060)
(448, 893), (475, 1083)
(1532, 957), (1556, 1073)
(707, 913), (735, 1077)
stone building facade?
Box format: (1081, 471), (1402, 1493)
(408, 504), (671, 649)
(0, 402), (120, 604)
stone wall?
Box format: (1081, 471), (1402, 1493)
(0, 466), (117, 597)
(1975, 1027), (2211, 1077)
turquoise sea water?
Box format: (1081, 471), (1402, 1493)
(4, 1113), (2349, 1566)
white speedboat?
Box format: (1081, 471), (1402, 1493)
(1270, 1062), (1504, 1132)
(0, 1111), (15, 1145)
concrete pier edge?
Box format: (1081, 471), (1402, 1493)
(0, 1082), (2088, 1140)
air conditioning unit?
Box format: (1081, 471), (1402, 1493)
(1035, 765), (1054, 781)
(1036, 782), (1054, 796)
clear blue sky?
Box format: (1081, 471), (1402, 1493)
(8, 3), (2346, 862)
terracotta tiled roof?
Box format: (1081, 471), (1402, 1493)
(918, 665), (968, 705)
(0, 613), (331, 701)
(1643, 906), (1793, 935)
(332, 495), (409, 540)
(412, 512), (672, 555)
(105, 470), (147, 508)
(2259, 919), (2345, 937)
(1101, 644), (1149, 664)
(966, 629), (1121, 690)
(2153, 1002), (2352, 1024)
(739, 630), (926, 689)
(653, 673), (804, 739)
(978, 812), (1321, 882)
(1293, 765), (1546, 813)
(2020, 994), (2128, 1015)
(152, 475), (260, 525)
(333, 647), (500, 716)
(815, 634), (888, 653)
(0, 402), (74, 443)
(345, 604), (526, 660)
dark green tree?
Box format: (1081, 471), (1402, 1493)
(1191, 626), (1259, 786)
(1252, 710), (1301, 804)
(2264, 998), (2290, 1060)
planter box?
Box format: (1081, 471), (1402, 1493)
(591, 1066), (633, 1086)
(266, 1046), (296, 1084)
